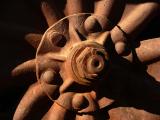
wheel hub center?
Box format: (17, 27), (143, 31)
(66, 42), (108, 86)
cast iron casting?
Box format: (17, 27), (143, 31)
(12, 0), (160, 120)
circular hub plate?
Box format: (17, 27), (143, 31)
(36, 13), (113, 113)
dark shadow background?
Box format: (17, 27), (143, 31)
(0, 0), (160, 119)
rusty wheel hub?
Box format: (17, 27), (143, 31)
(11, 1), (160, 119)
(65, 42), (108, 85)
(36, 13), (113, 113)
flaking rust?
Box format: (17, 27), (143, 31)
(12, 0), (160, 120)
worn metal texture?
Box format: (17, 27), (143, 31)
(11, 0), (160, 120)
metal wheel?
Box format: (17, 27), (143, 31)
(11, 1), (160, 120)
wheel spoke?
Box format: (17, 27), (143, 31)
(114, 2), (159, 41)
(25, 33), (43, 49)
(66, 0), (86, 26)
(76, 114), (95, 120)
(94, 31), (110, 46)
(43, 92), (75, 120)
(147, 60), (160, 81)
(69, 26), (83, 43)
(125, 38), (160, 63)
(12, 59), (36, 76)
(13, 82), (54, 120)
(41, 0), (62, 27)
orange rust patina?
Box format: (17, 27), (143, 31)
(12, 0), (160, 120)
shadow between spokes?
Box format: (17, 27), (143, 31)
(98, 38), (160, 118)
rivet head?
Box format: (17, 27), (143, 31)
(84, 16), (101, 33)
(72, 94), (88, 110)
(115, 41), (126, 55)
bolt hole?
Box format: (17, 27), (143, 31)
(54, 36), (67, 47)
(50, 34), (67, 47)
(93, 59), (100, 68)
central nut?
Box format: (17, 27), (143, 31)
(87, 54), (105, 74)
(66, 42), (108, 86)
(76, 47), (106, 80)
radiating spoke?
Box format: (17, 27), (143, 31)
(12, 59), (36, 76)
(98, 97), (114, 109)
(112, 2), (159, 42)
(43, 92), (75, 120)
(25, 33), (43, 49)
(111, 2), (158, 55)
(84, 0), (126, 33)
(42, 102), (68, 120)
(13, 82), (53, 120)
(59, 68), (75, 93)
(94, 0), (125, 25)
(76, 114), (95, 120)
(66, 0), (86, 26)
(94, 31), (110, 46)
(125, 38), (160, 63)
(147, 60), (160, 81)
(69, 26), (83, 43)
(41, 0), (62, 26)
(45, 52), (67, 62)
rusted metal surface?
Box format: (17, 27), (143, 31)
(11, 0), (160, 120)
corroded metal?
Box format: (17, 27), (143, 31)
(12, 0), (160, 120)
